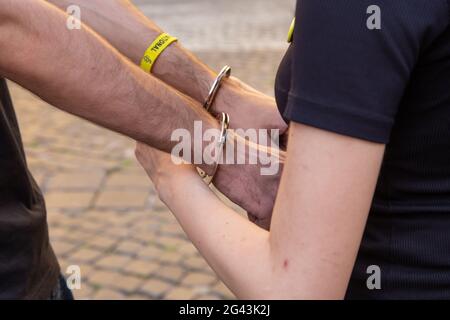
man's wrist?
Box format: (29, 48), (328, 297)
(150, 42), (218, 103)
(207, 76), (244, 116)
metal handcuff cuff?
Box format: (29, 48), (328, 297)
(198, 66), (232, 185)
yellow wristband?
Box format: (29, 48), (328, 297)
(140, 33), (178, 73)
(287, 18), (295, 43)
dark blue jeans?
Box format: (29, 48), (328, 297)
(49, 274), (74, 300)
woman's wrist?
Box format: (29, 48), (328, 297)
(156, 166), (204, 206)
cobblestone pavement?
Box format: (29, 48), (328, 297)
(9, 0), (295, 300)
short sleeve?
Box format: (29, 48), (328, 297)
(284, 0), (449, 143)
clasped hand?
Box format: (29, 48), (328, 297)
(136, 85), (287, 230)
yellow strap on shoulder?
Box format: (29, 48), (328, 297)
(287, 18), (296, 43)
(140, 33), (178, 73)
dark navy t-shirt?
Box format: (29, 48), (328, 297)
(275, 0), (450, 299)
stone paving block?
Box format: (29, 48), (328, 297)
(122, 260), (159, 277)
(37, 151), (117, 171)
(183, 256), (213, 272)
(212, 282), (235, 300)
(95, 190), (149, 209)
(178, 243), (199, 257)
(71, 283), (95, 300)
(102, 225), (132, 238)
(166, 287), (197, 300)
(93, 288), (126, 300)
(138, 245), (163, 260)
(105, 211), (143, 226)
(108, 274), (143, 293)
(89, 270), (128, 290)
(157, 236), (187, 251)
(129, 219), (161, 234)
(46, 209), (67, 224)
(95, 254), (131, 270)
(140, 278), (172, 299)
(126, 294), (148, 300)
(130, 232), (157, 245)
(58, 259), (93, 278)
(150, 199), (171, 213)
(182, 272), (217, 287)
(69, 248), (102, 264)
(158, 251), (182, 264)
(159, 222), (185, 236)
(153, 265), (185, 283)
(150, 207), (177, 220)
(45, 192), (93, 209)
(77, 219), (109, 234)
(104, 173), (150, 189)
(47, 172), (104, 190)
(49, 227), (72, 241)
(52, 216), (80, 229)
(196, 294), (221, 300)
(51, 239), (78, 257)
(114, 240), (146, 256)
(31, 172), (46, 189)
(87, 234), (119, 251)
(78, 264), (96, 281)
(58, 229), (94, 246)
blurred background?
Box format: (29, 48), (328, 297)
(9, 0), (295, 299)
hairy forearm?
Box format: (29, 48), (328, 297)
(0, 0), (217, 160)
(46, 0), (220, 103)
(45, 0), (286, 132)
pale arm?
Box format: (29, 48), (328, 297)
(136, 123), (385, 299)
